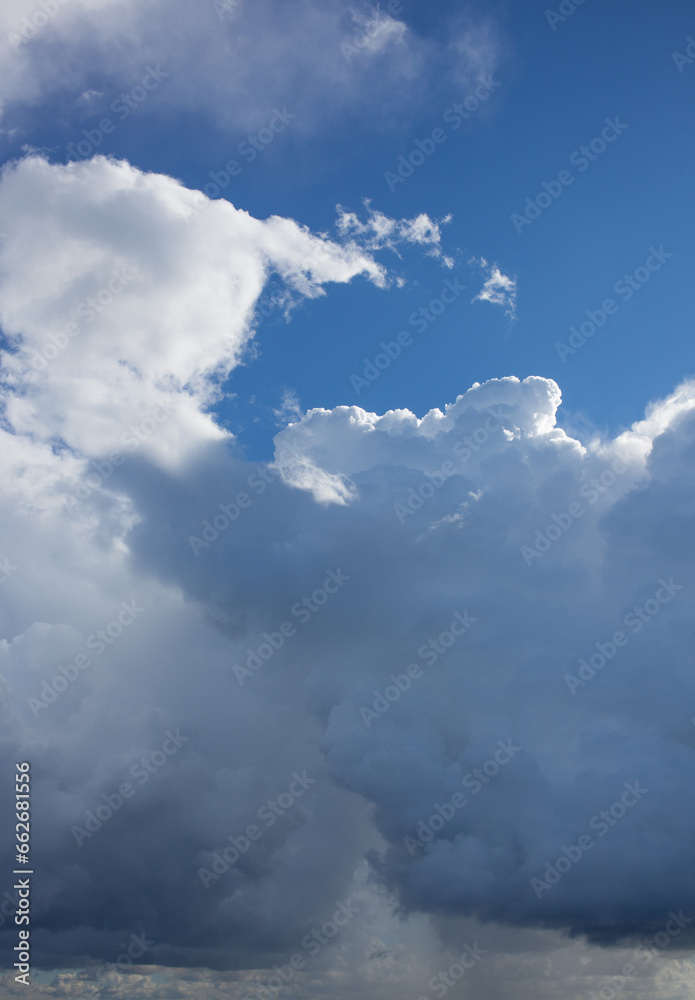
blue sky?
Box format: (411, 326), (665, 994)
(3, 0), (692, 460)
(1, 2), (695, 998)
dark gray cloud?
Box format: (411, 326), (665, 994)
(0, 156), (693, 995)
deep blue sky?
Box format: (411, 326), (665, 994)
(3, 0), (692, 459)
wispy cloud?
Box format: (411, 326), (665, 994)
(471, 256), (517, 318)
(337, 200), (454, 266)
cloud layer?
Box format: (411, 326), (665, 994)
(0, 0), (500, 141)
(0, 155), (694, 993)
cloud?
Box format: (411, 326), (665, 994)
(471, 257), (517, 318)
(0, 0), (499, 139)
(269, 377), (695, 946)
(0, 154), (694, 992)
(0, 155), (396, 465)
(74, 88), (104, 106)
(343, 5), (409, 60)
(448, 14), (503, 88)
(337, 201), (454, 267)
(272, 388), (302, 427)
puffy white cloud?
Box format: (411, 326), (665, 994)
(268, 376), (695, 946)
(0, 155), (393, 465)
(0, 154), (694, 999)
(0, 153), (451, 982)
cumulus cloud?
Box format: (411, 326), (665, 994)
(270, 376), (695, 946)
(0, 155), (396, 465)
(0, 154), (694, 998)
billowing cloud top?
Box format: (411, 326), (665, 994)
(0, 155), (694, 993)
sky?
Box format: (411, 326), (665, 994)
(0, 0), (694, 998)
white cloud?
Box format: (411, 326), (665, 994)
(471, 257), (517, 318)
(272, 388), (302, 427)
(0, 155), (694, 999)
(75, 88), (104, 106)
(0, 155), (390, 465)
(345, 5), (409, 59)
(336, 202), (454, 266)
